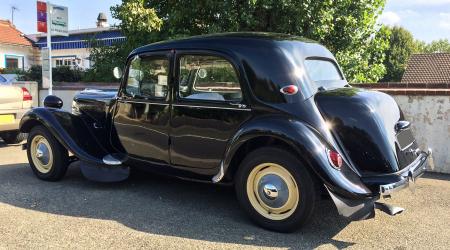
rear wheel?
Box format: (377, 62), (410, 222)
(1, 131), (27, 144)
(235, 147), (317, 232)
(27, 126), (69, 181)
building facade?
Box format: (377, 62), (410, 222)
(0, 19), (38, 71)
(28, 13), (125, 70)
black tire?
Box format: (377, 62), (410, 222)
(1, 131), (27, 144)
(234, 147), (317, 232)
(26, 125), (69, 181)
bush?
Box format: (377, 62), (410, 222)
(52, 66), (83, 82)
(17, 65), (42, 83)
(12, 65), (118, 85)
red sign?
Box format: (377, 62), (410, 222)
(37, 1), (47, 33)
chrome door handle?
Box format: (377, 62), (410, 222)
(229, 102), (247, 109)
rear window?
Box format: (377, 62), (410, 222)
(304, 59), (343, 82)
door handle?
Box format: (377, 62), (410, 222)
(229, 102), (247, 109)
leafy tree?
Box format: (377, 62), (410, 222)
(87, 0), (162, 82)
(381, 26), (419, 82)
(422, 39), (450, 53)
(93, 0), (389, 83)
(145, 0), (389, 83)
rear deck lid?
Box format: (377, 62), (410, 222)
(314, 87), (418, 174)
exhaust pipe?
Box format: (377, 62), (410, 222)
(375, 202), (405, 216)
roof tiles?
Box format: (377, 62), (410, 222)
(402, 53), (450, 83)
(0, 20), (33, 46)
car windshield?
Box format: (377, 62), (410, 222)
(304, 59), (345, 90)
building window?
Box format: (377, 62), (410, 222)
(5, 55), (24, 70)
(54, 58), (77, 68)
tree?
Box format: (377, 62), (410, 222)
(94, 0), (389, 83)
(422, 39), (450, 53)
(87, 0), (162, 82)
(145, 0), (389, 83)
(381, 26), (419, 82)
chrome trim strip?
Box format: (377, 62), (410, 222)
(118, 100), (169, 105)
(117, 100), (251, 111)
(173, 103), (251, 111)
(212, 162), (225, 183)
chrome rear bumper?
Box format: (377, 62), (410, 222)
(379, 148), (433, 196)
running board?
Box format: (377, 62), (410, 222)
(103, 154), (125, 165)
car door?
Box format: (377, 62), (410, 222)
(113, 51), (172, 165)
(170, 52), (252, 171)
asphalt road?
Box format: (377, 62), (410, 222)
(0, 141), (449, 249)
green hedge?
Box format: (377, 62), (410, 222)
(11, 65), (119, 85)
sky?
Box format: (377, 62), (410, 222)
(0, 0), (122, 34)
(0, 0), (449, 42)
(380, 0), (450, 42)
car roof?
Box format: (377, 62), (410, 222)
(130, 32), (322, 57)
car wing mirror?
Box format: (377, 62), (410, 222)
(113, 67), (123, 79)
(44, 95), (63, 109)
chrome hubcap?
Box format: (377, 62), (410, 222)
(258, 174), (289, 208)
(36, 143), (50, 165)
(30, 135), (53, 174)
(246, 163), (299, 221)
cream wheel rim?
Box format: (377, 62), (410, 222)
(30, 135), (53, 174)
(246, 163), (299, 221)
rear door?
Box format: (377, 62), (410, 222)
(170, 51), (252, 170)
(113, 51), (172, 165)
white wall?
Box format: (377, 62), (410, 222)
(393, 95), (450, 174)
(39, 89), (80, 111)
(49, 48), (92, 69)
(0, 44), (35, 70)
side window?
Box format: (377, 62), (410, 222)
(125, 56), (169, 99)
(178, 55), (242, 102)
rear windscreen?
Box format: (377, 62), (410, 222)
(304, 59), (343, 81)
(304, 59), (346, 90)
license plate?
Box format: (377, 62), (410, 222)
(396, 128), (415, 150)
(0, 114), (15, 125)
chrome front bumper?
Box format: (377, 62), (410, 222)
(379, 148), (433, 197)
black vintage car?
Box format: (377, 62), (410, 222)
(19, 33), (433, 232)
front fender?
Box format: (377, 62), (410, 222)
(222, 115), (372, 199)
(20, 107), (107, 165)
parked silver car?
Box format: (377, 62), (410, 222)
(0, 82), (32, 144)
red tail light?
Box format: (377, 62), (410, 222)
(327, 149), (343, 169)
(280, 85), (299, 95)
(22, 87), (32, 101)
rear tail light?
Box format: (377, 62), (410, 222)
(280, 85), (299, 95)
(327, 149), (343, 169)
(22, 87), (32, 101)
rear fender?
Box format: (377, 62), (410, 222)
(222, 115), (372, 199)
(20, 107), (107, 165)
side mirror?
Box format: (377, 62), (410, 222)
(113, 67), (123, 79)
(197, 68), (207, 79)
(44, 95), (63, 109)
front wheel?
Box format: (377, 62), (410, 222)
(235, 147), (317, 232)
(27, 126), (69, 181)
